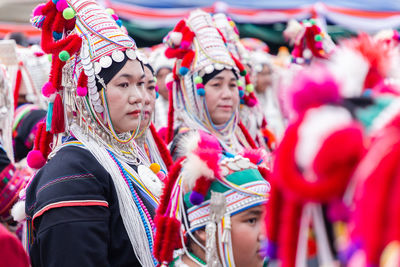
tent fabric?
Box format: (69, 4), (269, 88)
(0, 1), (399, 45)
(109, 1), (400, 32)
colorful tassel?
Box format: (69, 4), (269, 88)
(51, 94), (65, 133)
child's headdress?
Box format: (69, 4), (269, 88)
(153, 130), (270, 266)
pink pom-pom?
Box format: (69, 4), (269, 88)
(56, 0), (68, 12)
(196, 83), (204, 89)
(27, 150), (46, 169)
(76, 86), (87, 97)
(247, 97), (257, 107)
(166, 81), (173, 91)
(290, 65), (341, 114)
(315, 42), (323, 49)
(111, 14), (119, 21)
(33, 3), (45, 16)
(157, 171), (166, 181)
(42, 82), (56, 97)
(180, 41), (190, 49)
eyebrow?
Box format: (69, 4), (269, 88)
(118, 73), (145, 80)
(241, 209), (263, 217)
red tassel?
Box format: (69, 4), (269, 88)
(77, 71), (87, 88)
(156, 158), (185, 218)
(193, 176), (212, 196)
(238, 121), (257, 149)
(13, 67), (22, 110)
(166, 85), (175, 144)
(51, 94), (65, 133)
(150, 123), (173, 171)
(181, 50), (195, 69)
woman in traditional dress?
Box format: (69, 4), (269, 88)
(24, 0), (165, 265)
(163, 10), (262, 159)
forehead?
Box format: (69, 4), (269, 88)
(211, 69), (236, 80)
(115, 59), (144, 78)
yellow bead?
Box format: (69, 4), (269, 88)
(149, 163), (161, 174)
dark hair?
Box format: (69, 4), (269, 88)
(7, 32), (29, 47)
(95, 52), (144, 91)
(202, 68), (238, 85)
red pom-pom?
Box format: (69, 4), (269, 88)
(27, 150), (46, 169)
(42, 82), (56, 97)
(76, 86), (87, 97)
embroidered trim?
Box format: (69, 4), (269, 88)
(32, 199), (109, 223)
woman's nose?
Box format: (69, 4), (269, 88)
(128, 87), (143, 105)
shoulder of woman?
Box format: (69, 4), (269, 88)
(25, 145), (112, 218)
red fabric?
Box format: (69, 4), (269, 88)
(166, 87), (175, 144)
(13, 67), (22, 110)
(238, 121), (257, 149)
(156, 158), (185, 218)
(0, 224), (30, 267)
(150, 123), (173, 170)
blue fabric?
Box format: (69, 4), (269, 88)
(111, 0), (400, 11)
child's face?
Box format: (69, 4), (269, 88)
(230, 205), (266, 267)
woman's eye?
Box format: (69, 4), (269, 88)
(147, 86), (155, 91)
(229, 83), (237, 88)
(211, 83), (220, 87)
(137, 81), (145, 87)
(118, 82), (129, 88)
(247, 218), (257, 225)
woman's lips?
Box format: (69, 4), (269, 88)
(218, 105), (233, 111)
(127, 110), (141, 116)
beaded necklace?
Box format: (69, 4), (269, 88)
(107, 149), (158, 266)
(187, 252), (206, 266)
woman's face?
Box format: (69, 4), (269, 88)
(255, 64), (272, 94)
(140, 66), (156, 130)
(156, 67), (171, 100)
(230, 205), (266, 267)
(204, 69), (239, 125)
(105, 59), (145, 133)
